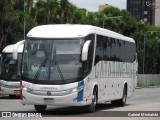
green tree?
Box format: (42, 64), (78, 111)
(59, 0), (69, 23)
(72, 8), (87, 24)
(0, 0), (23, 50)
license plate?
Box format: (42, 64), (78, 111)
(44, 98), (54, 103)
(14, 90), (20, 93)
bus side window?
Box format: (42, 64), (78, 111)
(94, 35), (103, 65)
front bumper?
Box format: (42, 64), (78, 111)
(0, 86), (20, 95)
(21, 90), (91, 106)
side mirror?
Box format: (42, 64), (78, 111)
(0, 54), (1, 73)
(13, 40), (25, 60)
(0, 54), (1, 63)
(81, 40), (91, 61)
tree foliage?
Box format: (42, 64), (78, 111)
(0, 0), (160, 74)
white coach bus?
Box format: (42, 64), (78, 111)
(19, 24), (137, 112)
(0, 40), (24, 97)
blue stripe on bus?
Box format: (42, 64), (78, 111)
(77, 80), (84, 102)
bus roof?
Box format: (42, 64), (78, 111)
(2, 44), (14, 53)
(18, 44), (24, 53)
(27, 24), (135, 43)
(2, 41), (24, 53)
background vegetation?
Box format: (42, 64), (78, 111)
(0, 0), (160, 74)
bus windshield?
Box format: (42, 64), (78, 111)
(22, 39), (84, 83)
(0, 53), (22, 81)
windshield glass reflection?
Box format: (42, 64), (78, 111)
(22, 39), (84, 81)
(0, 53), (22, 80)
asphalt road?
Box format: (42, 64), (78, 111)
(0, 88), (160, 120)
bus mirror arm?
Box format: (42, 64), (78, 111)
(13, 40), (25, 60)
(81, 40), (91, 61)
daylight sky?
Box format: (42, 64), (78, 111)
(68, 0), (127, 12)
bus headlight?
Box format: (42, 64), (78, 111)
(22, 87), (27, 91)
(22, 86), (32, 92)
(66, 86), (84, 94)
(72, 88), (78, 93)
(1, 83), (6, 87)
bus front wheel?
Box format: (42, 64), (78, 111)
(9, 95), (16, 98)
(87, 87), (98, 112)
(34, 105), (47, 112)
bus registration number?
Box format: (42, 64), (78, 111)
(44, 98), (54, 103)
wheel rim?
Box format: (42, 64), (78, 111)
(123, 94), (127, 104)
(90, 90), (97, 111)
(123, 89), (127, 104)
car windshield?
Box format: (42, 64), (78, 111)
(22, 39), (84, 81)
(0, 53), (22, 80)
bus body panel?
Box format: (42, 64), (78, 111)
(0, 80), (20, 95)
(87, 60), (137, 103)
(27, 24), (135, 43)
(21, 79), (93, 106)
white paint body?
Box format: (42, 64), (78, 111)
(0, 41), (24, 95)
(21, 24), (137, 107)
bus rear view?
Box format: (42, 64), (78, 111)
(21, 24), (137, 112)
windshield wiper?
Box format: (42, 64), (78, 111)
(33, 55), (47, 80)
(55, 60), (64, 81)
(53, 45), (64, 81)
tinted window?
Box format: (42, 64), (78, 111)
(95, 35), (103, 64)
(95, 35), (136, 65)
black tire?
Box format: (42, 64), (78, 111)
(9, 95), (16, 99)
(111, 87), (127, 107)
(34, 105), (47, 112)
(87, 87), (98, 112)
(118, 87), (127, 107)
(111, 100), (118, 106)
